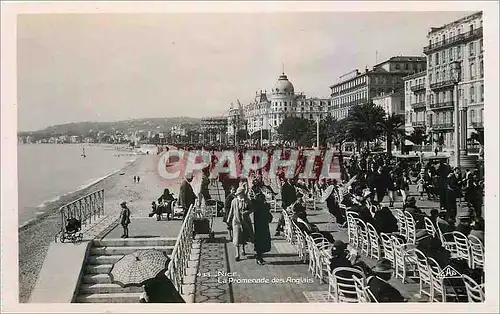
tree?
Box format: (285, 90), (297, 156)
(277, 117), (311, 146)
(236, 129), (249, 142)
(407, 128), (426, 146)
(377, 113), (405, 157)
(344, 103), (385, 152)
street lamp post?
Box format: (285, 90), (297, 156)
(451, 61), (461, 168)
(316, 115), (320, 148)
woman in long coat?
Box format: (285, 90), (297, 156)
(227, 187), (254, 261)
(251, 188), (272, 265)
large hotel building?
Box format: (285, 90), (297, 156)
(404, 11), (483, 154)
(329, 56), (427, 120)
(227, 72), (330, 142)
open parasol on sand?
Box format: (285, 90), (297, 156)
(109, 249), (171, 288)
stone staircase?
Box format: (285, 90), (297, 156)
(75, 237), (176, 303)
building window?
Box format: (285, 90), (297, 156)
(456, 46), (461, 59)
(469, 24), (474, 34)
(470, 110), (475, 122)
(470, 86), (475, 103)
(449, 48), (454, 61)
(470, 62), (476, 80)
(480, 109), (484, 122)
(469, 42), (475, 57)
(480, 60), (484, 78)
(480, 84), (484, 102)
(429, 73), (433, 83)
(435, 53), (439, 65)
(405, 63), (409, 70)
(480, 39), (483, 52)
(441, 51), (446, 64)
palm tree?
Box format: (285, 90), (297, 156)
(344, 103), (385, 152)
(377, 113), (405, 157)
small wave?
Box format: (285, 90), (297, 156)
(20, 157), (142, 228)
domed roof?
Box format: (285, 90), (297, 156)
(273, 73), (294, 95)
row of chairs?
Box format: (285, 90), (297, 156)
(282, 209), (378, 303)
(346, 210), (485, 302)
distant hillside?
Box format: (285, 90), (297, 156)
(18, 117), (202, 137)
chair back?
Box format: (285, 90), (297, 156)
(346, 212), (359, 247)
(380, 233), (395, 264)
(366, 222), (381, 259)
(393, 208), (407, 238)
(462, 274), (485, 302)
(424, 217), (437, 237)
(354, 218), (370, 255)
(353, 275), (371, 303)
(453, 231), (472, 265)
(331, 267), (365, 303)
(404, 211), (416, 244)
(468, 234), (484, 269)
(413, 248), (431, 283)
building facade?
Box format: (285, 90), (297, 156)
(201, 116), (228, 143)
(423, 11), (483, 153)
(242, 73), (329, 140)
(403, 71), (428, 135)
(330, 56), (427, 120)
(372, 91), (405, 117)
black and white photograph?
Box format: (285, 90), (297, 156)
(1, 1), (499, 312)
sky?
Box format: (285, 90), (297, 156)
(17, 11), (474, 131)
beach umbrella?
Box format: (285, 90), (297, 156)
(109, 249), (171, 288)
(319, 185), (335, 203)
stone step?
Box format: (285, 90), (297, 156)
(86, 264), (113, 274)
(90, 246), (174, 256)
(88, 255), (124, 265)
(93, 238), (176, 247)
(75, 292), (143, 303)
(80, 283), (143, 294)
(82, 274), (112, 284)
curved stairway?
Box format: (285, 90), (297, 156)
(75, 237), (176, 303)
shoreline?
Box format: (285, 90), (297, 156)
(19, 157), (139, 230)
(18, 156), (144, 303)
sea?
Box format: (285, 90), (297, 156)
(17, 143), (141, 227)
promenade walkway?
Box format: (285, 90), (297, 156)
(191, 178), (448, 303)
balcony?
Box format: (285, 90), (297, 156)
(430, 122), (454, 130)
(429, 101), (454, 110)
(424, 27), (483, 54)
(430, 79), (456, 90)
(410, 84), (426, 92)
(411, 102), (427, 110)
(471, 121), (484, 128)
(411, 121), (426, 128)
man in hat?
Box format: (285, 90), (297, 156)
(446, 167), (462, 220)
(367, 258), (407, 302)
(119, 201), (131, 238)
(274, 179), (297, 236)
(179, 173), (196, 219)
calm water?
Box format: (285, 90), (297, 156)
(17, 144), (138, 227)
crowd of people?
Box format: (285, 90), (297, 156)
(146, 143), (485, 303)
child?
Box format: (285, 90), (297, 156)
(417, 174), (425, 201)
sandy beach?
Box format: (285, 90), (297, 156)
(18, 152), (182, 303)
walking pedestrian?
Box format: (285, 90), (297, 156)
(251, 189), (272, 265)
(137, 176), (140, 183)
(119, 201), (131, 238)
(227, 187), (254, 261)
